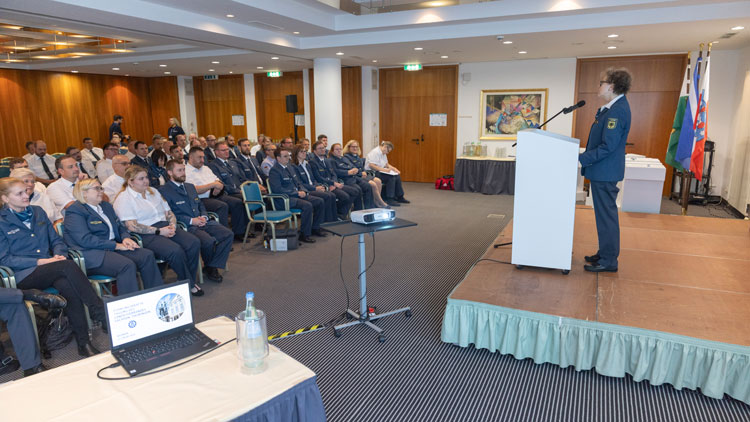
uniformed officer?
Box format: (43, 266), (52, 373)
(292, 146), (337, 223)
(268, 149), (323, 243)
(207, 140), (251, 240)
(160, 160), (233, 287)
(131, 141), (163, 187)
(308, 140), (360, 219)
(329, 143), (375, 209)
(63, 178), (164, 295)
(579, 67), (632, 272)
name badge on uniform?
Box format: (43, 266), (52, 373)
(90, 220), (103, 225)
(37, 221), (45, 226)
(220, 172), (228, 177)
(194, 197), (200, 202)
(607, 118), (618, 129)
(176, 201), (186, 205)
(7, 228), (19, 235)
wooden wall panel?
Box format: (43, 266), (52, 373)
(254, 72), (304, 141)
(341, 67), (362, 143)
(573, 55), (687, 195)
(0, 69), (169, 157)
(148, 76), (180, 138)
(194, 74), (247, 139)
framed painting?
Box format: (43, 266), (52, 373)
(480, 89), (548, 140)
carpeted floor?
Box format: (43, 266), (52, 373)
(2, 183), (748, 421)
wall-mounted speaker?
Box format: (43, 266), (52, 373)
(286, 95), (298, 113)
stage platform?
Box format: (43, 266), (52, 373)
(441, 206), (750, 404)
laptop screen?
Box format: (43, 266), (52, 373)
(105, 282), (194, 349)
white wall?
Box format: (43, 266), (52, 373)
(456, 58), (577, 157)
(361, 66), (380, 152)
(177, 76), (197, 135)
(724, 45), (750, 215)
(243, 74), (258, 142)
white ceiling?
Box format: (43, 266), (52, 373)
(0, 0), (748, 77)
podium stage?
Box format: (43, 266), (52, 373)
(442, 206), (750, 404)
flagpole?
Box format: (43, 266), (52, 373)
(681, 44), (703, 216)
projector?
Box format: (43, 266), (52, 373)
(351, 208), (396, 225)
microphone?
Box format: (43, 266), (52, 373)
(563, 100), (586, 114)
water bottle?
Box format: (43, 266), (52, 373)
(245, 291), (258, 319)
(237, 292), (268, 372)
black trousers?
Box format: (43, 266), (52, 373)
(330, 188), (352, 218)
(309, 190), (338, 222)
(17, 260), (104, 345)
(340, 184), (363, 211)
(187, 221), (233, 269)
(289, 196), (324, 236)
(0, 288), (40, 370)
(348, 178), (374, 208)
(88, 249), (164, 294)
(378, 172), (404, 200)
(201, 197), (229, 227)
(218, 193), (249, 236)
(140, 224), (201, 287)
(590, 181), (620, 268)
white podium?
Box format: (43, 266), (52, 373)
(511, 129), (581, 273)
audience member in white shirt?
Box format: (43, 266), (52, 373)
(185, 148), (229, 227)
(124, 140), (136, 160)
(101, 155), (130, 201)
(22, 141), (36, 163)
(28, 140), (58, 185)
(45, 155), (84, 214)
(66, 147), (96, 179)
(365, 141), (409, 204)
(10, 168), (61, 222)
(8, 157), (46, 193)
(96, 142), (119, 183)
(80, 137), (104, 174)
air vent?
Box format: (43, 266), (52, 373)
(719, 32), (737, 39)
(371, 69), (377, 90)
(247, 21), (285, 31)
(184, 78), (193, 95)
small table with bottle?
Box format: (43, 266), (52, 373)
(455, 141), (516, 195)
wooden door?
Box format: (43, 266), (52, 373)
(193, 75), (247, 138)
(379, 65), (457, 182)
(573, 55), (687, 196)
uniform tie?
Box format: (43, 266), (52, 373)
(40, 157), (55, 180)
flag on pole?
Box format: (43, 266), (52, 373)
(675, 49), (703, 170)
(665, 60), (690, 170)
(690, 46), (710, 180)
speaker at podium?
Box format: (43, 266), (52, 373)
(511, 129), (581, 274)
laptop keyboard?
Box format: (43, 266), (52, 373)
(118, 331), (202, 365)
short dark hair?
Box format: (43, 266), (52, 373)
(238, 138), (249, 145)
(169, 144), (182, 154)
(152, 134), (162, 142)
(215, 140), (228, 148)
(188, 147), (204, 157)
(274, 147), (292, 159)
(151, 149), (168, 167)
(134, 141), (146, 150)
(165, 159), (183, 173)
(25, 141), (34, 149)
(65, 146), (78, 155)
(604, 68), (632, 95)
(82, 137), (92, 143)
(312, 140), (325, 151)
(8, 157), (27, 169)
(55, 154), (74, 170)
(102, 142), (118, 150)
(317, 134), (327, 141)
(114, 114), (123, 121)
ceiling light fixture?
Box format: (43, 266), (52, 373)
(112, 67), (119, 70)
(336, 52), (344, 55)
(229, 71), (233, 74)
(212, 61), (220, 64)
(503, 41), (513, 44)
(164, 71), (171, 74)
(608, 46), (617, 49)
(133, 62), (139, 65)
(293, 31), (300, 34)
(159, 64), (167, 67)
(372, 60), (378, 63)
(414, 47), (423, 51)
(608, 34), (619, 38)
(209, 69), (215, 72)
(441, 55), (448, 58)
(518, 51), (527, 54)
(125, 74), (129, 76)
(731, 26), (744, 30)
(271, 56), (279, 60)
(71, 70), (78, 73)
(226, 14), (235, 18)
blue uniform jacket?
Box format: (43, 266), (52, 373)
(344, 153), (367, 173)
(0, 206), (68, 282)
(131, 155), (162, 188)
(234, 154), (266, 185)
(63, 201), (131, 269)
(308, 156), (339, 186)
(167, 125), (185, 141)
(579, 96), (631, 182)
(158, 181), (207, 227)
(204, 147), (216, 162)
(292, 162), (320, 192)
(268, 163), (303, 210)
(207, 158), (245, 195)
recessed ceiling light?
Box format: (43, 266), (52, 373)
(212, 61), (220, 64)
(164, 71), (171, 74)
(372, 60), (378, 63)
(71, 70), (78, 73)
(159, 64), (167, 67)
(271, 57), (279, 60)
(414, 47), (423, 51)
(209, 69), (215, 72)
(441, 55), (448, 58)
(608, 34), (619, 38)
(336, 52), (344, 55)
(229, 71), (233, 74)
(293, 31), (300, 34)
(133, 62), (139, 65)
(731, 26), (744, 30)
(608, 46), (617, 49)
(226, 14), (235, 18)
(713, 40), (720, 44)
(257, 66), (264, 69)
(518, 51), (527, 54)
(125, 74), (129, 76)
(502, 41), (513, 44)
(112, 67), (120, 70)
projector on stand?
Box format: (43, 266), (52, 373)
(351, 208), (396, 225)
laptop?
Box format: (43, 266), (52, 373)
(104, 281), (218, 376)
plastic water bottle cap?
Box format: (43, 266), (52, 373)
(246, 292), (255, 300)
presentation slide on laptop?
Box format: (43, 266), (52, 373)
(107, 283), (194, 348)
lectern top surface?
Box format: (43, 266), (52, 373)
(519, 129), (580, 144)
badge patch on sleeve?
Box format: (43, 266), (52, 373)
(607, 118), (617, 129)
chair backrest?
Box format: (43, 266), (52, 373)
(240, 181), (263, 213)
(119, 148), (128, 155)
(53, 219), (64, 237)
(52, 153), (65, 159)
(0, 165), (10, 178)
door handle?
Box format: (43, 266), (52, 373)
(420, 134), (424, 143)
(411, 138), (420, 144)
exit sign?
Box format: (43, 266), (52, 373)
(267, 71), (282, 77)
(404, 64), (422, 71)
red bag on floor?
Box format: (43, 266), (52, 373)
(435, 175), (454, 190)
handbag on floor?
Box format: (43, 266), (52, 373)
(263, 228), (299, 251)
(435, 175), (454, 190)
(36, 308), (74, 353)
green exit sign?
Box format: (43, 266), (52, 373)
(267, 71), (283, 77)
(404, 64), (422, 71)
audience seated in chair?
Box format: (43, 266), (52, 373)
(46, 155), (84, 215)
(10, 168), (60, 222)
(343, 140), (388, 208)
(309, 140), (360, 219)
(28, 140), (58, 185)
(184, 147), (230, 229)
(329, 143), (377, 209)
(96, 142), (119, 184)
(291, 146), (337, 223)
(101, 155), (130, 201)
(8, 158), (47, 194)
(365, 141), (410, 206)
(207, 141), (251, 241)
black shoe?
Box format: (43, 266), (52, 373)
(203, 267), (223, 283)
(191, 286), (205, 297)
(0, 356), (20, 376)
(385, 199), (401, 207)
(583, 263), (618, 273)
(299, 235), (316, 244)
(584, 254), (600, 263)
(311, 229), (327, 237)
(78, 342), (101, 357)
(22, 289), (66, 309)
(395, 197), (410, 204)
(23, 363), (46, 377)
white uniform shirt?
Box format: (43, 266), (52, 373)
(365, 147), (388, 171)
(250, 144), (262, 155)
(96, 158), (114, 183)
(28, 154), (59, 180)
(102, 174), (125, 200)
(81, 147), (104, 172)
(113, 186), (170, 226)
(45, 178), (76, 213)
(34, 182), (47, 193)
(87, 204), (115, 240)
(22, 153), (34, 163)
(30, 189), (61, 222)
(185, 163), (220, 199)
(125, 151), (136, 160)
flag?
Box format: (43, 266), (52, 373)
(690, 51), (710, 180)
(665, 61), (690, 170)
(675, 53), (702, 170)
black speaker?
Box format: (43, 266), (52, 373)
(285, 95), (298, 113)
